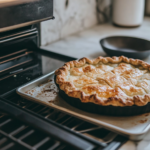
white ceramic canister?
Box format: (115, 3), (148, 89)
(112, 0), (145, 27)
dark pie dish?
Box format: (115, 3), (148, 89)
(55, 56), (150, 116)
(100, 36), (150, 59)
(55, 76), (150, 116)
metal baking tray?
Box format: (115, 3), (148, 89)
(17, 71), (150, 140)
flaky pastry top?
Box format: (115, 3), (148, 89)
(55, 56), (150, 106)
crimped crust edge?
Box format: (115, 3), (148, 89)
(55, 56), (150, 106)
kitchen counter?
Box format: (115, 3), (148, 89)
(42, 17), (150, 63)
(41, 17), (150, 150)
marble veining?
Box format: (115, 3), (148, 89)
(41, 0), (98, 46)
(97, 0), (111, 23)
(40, 0), (150, 47)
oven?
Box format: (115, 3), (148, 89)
(0, 1), (127, 150)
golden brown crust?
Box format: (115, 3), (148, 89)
(55, 56), (150, 106)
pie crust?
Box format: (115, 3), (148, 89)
(55, 56), (150, 107)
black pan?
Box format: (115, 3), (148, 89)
(54, 75), (150, 116)
(100, 36), (150, 59)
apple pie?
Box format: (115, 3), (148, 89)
(55, 56), (150, 107)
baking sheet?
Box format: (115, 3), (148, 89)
(17, 71), (150, 140)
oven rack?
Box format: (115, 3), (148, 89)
(0, 28), (128, 149)
(0, 113), (76, 150)
(0, 91), (127, 150)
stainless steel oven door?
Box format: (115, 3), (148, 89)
(0, 0), (53, 32)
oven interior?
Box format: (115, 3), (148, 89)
(0, 21), (128, 150)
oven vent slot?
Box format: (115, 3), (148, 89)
(0, 49), (27, 60)
(0, 48), (39, 77)
(0, 48), (42, 95)
(0, 26), (37, 44)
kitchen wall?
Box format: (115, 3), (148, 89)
(41, 0), (97, 46)
(41, 0), (111, 46)
(41, 0), (150, 46)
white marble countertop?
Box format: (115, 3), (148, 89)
(42, 17), (150, 150)
(42, 17), (150, 63)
